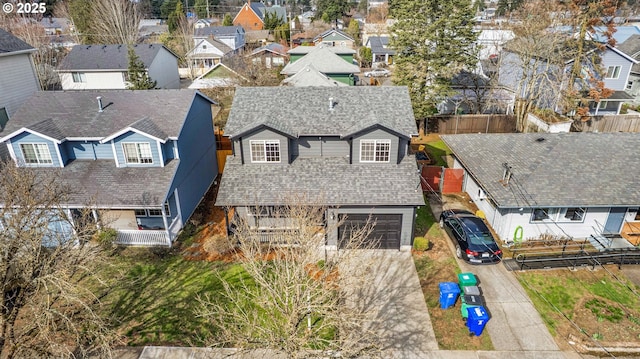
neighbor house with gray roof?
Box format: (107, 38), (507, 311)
(442, 133), (640, 249)
(186, 38), (234, 69)
(0, 90), (219, 246)
(57, 44), (180, 90)
(365, 36), (395, 65)
(0, 28), (40, 130)
(617, 34), (640, 103)
(193, 26), (245, 51)
(216, 86), (424, 250)
(314, 29), (355, 48)
(281, 46), (360, 85)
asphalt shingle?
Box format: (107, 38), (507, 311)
(442, 133), (640, 208)
(1, 90), (200, 140)
(58, 44), (169, 71)
(215, 156), (424, 206)
(281, 46), (360, 75)
(224, 87), (417, 137)
(0, 28), (34, 53)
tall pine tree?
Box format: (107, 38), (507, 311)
(126, 46), (157, 90)
(390, 0), (478, 120)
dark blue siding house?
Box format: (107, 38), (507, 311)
(0, 90), (218, 246)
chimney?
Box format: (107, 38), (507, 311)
(329, 97), (334, 110)
(97, 96), (104, 113)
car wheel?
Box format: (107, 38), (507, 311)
(455, 244), (463, 259)
(439, 218), (444, 228)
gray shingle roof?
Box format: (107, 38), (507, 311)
(617, 35), (640, 73)
(263, 5), (287, 21)
(194, 26), (244, 38)
(35, 159), (179, 207)
(0, 28), (34, 54)
(366, 36), (395, 56)
(288, 45), (356, 55)
(441, 133), (640, 208)
(314, 29), (354, 42)
(281, 64), (348, 87)
(1, 90), (203, 140)
(281, 47), (360, 75)
(215, 156), (424, 206)
(224, 87), (416, 137)
(58, 44), (170, 71)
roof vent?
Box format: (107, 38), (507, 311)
(501, 162), (512, 185)
(97, 96), (104, 113)
(536, 137), (546, 142)
(329, 97), (335, 110)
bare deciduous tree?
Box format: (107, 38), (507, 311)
(88, 0), (141, 44)
(0, 162), (117, 359)
(198, 201), (384, 358)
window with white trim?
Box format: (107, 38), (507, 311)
(134, 209), (147, 216)
(250, 140), (280, 163)
(20, 143), (53, 164)
(562, 207), (586, 221)
(72, 72), (86, 83)
(627, 81), (634, 90)
(122, 142), (153, 164)
(605, 65), (621, 79)
(360, 139), (391, 162)
(531, 208), (559, 222)
(598, 101), (608, 110)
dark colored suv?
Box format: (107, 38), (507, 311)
(439, 209), (502, 264)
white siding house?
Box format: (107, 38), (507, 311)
(58, 44), (180, 90)
(442, 133), (640, 246)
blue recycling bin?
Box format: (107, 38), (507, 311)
(466, 306), (490, 336)
(439, 282), (460, 309)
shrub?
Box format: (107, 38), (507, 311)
(96, 228), (117, 249)
(413, 236), (429, 251)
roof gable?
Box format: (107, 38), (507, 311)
(281, 64), (348, 87)
(314, 29), (354, 42)
(281, 46), (360, 75)
(0, 28), (35, 54)
(225, 87), (416, 138)
(58, 44), (173, 71)
(1, 90), (213, 142)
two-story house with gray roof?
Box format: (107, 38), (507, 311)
(193, 26), (246, 51)
(442, 133), (640, 250)
(0, 90), (218, 246)
(216, 87), (424, 250)
(57, 44), (180, 90)
(0, 28), (40, 129)
(281, 46), (360, 85)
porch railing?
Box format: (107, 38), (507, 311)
(115, 230), (170, 247)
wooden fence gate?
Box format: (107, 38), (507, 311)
(420, 166), (464, 193)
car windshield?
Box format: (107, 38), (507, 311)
(460, 217), (495, 245)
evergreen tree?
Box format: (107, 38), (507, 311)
(263, 11), (285, 30)
(222, 13), (233, 26)
(127, 46), (157, 90)
(168, 1), (185, 33)
(194, 0), (209, 18)
(161, 0), (178, 18)
(390, 0), (478, 120)
(347, 19), (360, 44)
(68, 0), (93, 43)
(316, 0), (350, 26)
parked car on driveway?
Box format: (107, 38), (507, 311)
(439, 209), (502, 264)
(364, 68), (391, 77)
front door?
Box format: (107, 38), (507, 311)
(603, 207), (627, 235)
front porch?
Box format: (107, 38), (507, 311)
(621, 221), (640, 246)
(101, 208), (183, 247)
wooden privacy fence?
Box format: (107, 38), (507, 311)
(572, 114), (640, 133)
(215, 127), (233, 173)
(424, 114), (516, 134)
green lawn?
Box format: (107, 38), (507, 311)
(415, 198), (442, 240)
(102, 248), (249, 346)
(424, 139), (452, 167)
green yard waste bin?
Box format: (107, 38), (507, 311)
(458, 272), (477, 287)
(461, 294), (484, 319)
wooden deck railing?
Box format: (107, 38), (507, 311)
(115, 230), (170, 247)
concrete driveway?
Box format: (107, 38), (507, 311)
(343, 250), (438, 357)
(431, 195), (561, 352)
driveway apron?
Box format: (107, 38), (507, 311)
(343, 250), (438, 357)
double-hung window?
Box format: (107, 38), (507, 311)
(606, 65), (621, 79)
(122, 142), (153, 164)
(360, 139), (391, 162)
(250, 140), (280, 163)
(20, 143), (53, 165)
(72, 72), (86, 83)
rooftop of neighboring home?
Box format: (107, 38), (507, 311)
(281, 46), (360, 75)
(442, 133), (640, 208)
(251, 42), (288, 56)
(281, 64), (348, 87)
(617, 34), (640, 73)
(249, 3), (287, 21)
(58, 44), (175, 71)
(288, 44), (356, 55)
(0, 28), (35, 55)
(0, 90), (204, 140)
(189, 38), (234, 57)
(314, 28), (354, 42)
(589, 25), (640, 44)
(366, 36), (395, 55)
(194, 25), (245, 37)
